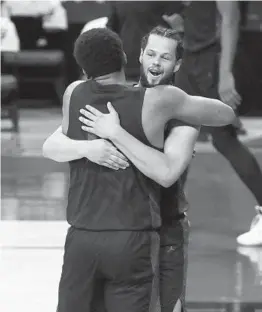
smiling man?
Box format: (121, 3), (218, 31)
(139, 27), (182, 88)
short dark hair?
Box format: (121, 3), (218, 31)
(141, 26), (183, 60)
(74, 28), (124, 78)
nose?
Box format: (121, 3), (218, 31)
(152, 56), (161, 66)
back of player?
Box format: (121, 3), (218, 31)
(57, 80), (161, 312)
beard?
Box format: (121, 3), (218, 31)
(139, 65), (174, 88)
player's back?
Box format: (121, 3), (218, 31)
(66, 80), (161, 231)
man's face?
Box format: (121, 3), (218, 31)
(139, 34), (178, 87)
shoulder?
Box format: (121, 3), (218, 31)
(62, 80), (84, 134)
(145, 84), (183, 98)
(144, 85), (186, 108)
(62, 80), (84, 116)
(63, 80), (84, 101)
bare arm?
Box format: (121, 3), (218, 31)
(43, 80), (89, 162)
(43, 125), (89, 162)
(217, 1), (240, 78)
(161, 121), (199, 186)
(216, 0), (241, 108)
(61, 80), (83, 135)
(146, 85), (236, 127)
(42, 82), (128, 169)
(80, 104), (199, 187)
(110, 122), (199, 187)
(42, 126), (128, 170)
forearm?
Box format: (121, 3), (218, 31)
(110, 126), (171, 186)
(219, 4), (240, 75)
(43, 127), (85, 162)
(162, 152), (191, 187)
(172, 95), (236, 127)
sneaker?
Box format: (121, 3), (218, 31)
(237, 246), (262, 285)
(237, 206), (262, 246)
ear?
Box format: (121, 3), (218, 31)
(139, 49), (144, 64)
(123, 52), (127, 65)
(82, 69), (88, 80)
(174, 59), (182, 73)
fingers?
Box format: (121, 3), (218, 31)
(228, 93), (241, 110)
(79, 116), (94, 127)
(102, 157), (129, 170)
(110, 148), (129, 162)
(233, 90), (241, 106)
(103, 143), (129, 169)
(221, 94), (240, 110)
(101, 160), (120, 170)
(107, 102), (115, 113)
(220, 87), (242, 109)
(81, 125), (95, 133)
(110, 154), (129, 169)
(80, 109), (98, 121)
(85, 105), (103, 117)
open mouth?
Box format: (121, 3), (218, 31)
(148, 68), (162, 79)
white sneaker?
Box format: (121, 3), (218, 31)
(237, 246), (262, 285)
(237, 206), (262, 246)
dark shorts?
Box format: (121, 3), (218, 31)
(158, 217), (190, 312)
(175, 45), (237, 137)
(57, 227), (159, 312)
(90, 218), (189, 312)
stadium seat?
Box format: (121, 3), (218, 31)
(2, 50), (66, 105)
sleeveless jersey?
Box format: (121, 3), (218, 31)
(66, 80), (161, 231)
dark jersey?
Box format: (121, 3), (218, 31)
(160, 120), (189, 226)
(66, 80), (161, 231)
(183, 1), (220, 52)
(133, 83), (189, 224)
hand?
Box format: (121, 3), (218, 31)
(218, 71), (241, 110)
(162, 13), (184, 32)
(80, 139), (129, 170)
(79, 102), (120, 140)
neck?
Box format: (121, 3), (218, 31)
(94, 70), (126, 86)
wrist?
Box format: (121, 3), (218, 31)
(75, 140), (90, 159)
(219, 67), (233, 79)
(108, 124), (122, 140)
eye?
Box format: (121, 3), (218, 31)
(146, 51), (154, 57)
(162, 55), (171, 61)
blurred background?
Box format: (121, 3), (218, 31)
(1, 1), (262, 312)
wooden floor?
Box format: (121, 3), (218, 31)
(1, 108), (262, 312)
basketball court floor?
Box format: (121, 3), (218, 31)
(1, 108), (262, 312)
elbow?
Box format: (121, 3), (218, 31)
(159, 179), (173, 188)
(222, 106), (236, 126)
(42, 140), (50, 159)
(158, 170), (175, 188)
(42, 139), (57, 161)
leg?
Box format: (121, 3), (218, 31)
(211, 126), (262, 245)
(210, 126), (262, 206)
(90, 280), (107, 312)
(10, 102), (19, 132)
(159, 218), (190, 312)
(57, 227), (99, 312)
(103, 231), (160, 312)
